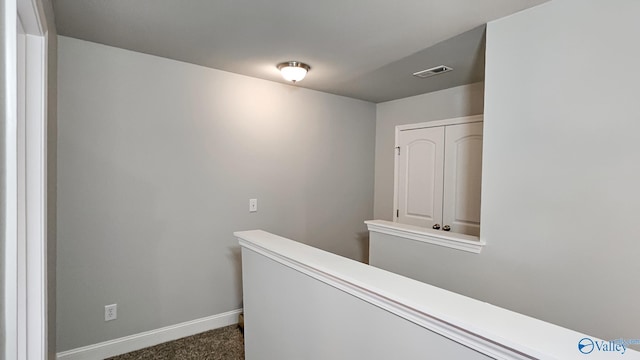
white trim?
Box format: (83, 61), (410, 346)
(365, 219), (485, 253)
(25, 32), (47, 360)
(5, 1), (48, 359)
(56, 309), (243, 360)
(4, 1), (20, 358)
(392, 126), (399, 220)
(396, 114), (484, 132)
(236, 230), (622, 360)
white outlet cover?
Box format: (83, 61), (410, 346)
(249, 198), (258, 212)
(105, 304), (117, 321)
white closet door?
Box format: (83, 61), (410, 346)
(397, 127), (444, 228)
(443, 122), (483, 236)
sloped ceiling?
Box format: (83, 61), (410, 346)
(52, 0), (548, 102)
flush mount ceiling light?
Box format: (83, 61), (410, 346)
(277, 61), (311, 83)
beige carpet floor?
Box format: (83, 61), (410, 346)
(106, 325), (244, 360)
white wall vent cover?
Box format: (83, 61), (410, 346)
(412, 65), (453, 78)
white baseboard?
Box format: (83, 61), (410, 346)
(57, 308), (243, 360)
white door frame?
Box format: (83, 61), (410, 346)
(4, 0), (48, 359)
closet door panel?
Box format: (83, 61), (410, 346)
(397, 127), (444, 228)
(443, 123), (483, 236)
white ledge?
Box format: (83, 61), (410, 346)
(235, 230), (619, 360)
(365, 219), (485, 253)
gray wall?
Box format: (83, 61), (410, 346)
(57, 36), (375, 351)
(370, 0), (640, 343)
(373, 82), (484, 220)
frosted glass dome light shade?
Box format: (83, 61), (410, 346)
(277, 61), (311, 83)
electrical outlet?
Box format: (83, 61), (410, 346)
(105, 304), (117, 321)
(249, 198), (258, 212)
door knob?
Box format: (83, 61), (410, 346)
(443, 225), (451, 231)
(432, 224), (441, 230)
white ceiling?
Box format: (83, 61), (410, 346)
(52, 0), (547, 102)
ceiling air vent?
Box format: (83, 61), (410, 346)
(412, 65), (453, 79)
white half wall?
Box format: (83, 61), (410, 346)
(370, 0), (640, 345)
(56, 36), (375, 351)
(239, 230), (626, 359)
(374, 82), (484, 219)
(242, 245), (491, 360)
